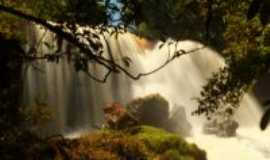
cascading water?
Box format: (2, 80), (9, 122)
(23, 25), (143, 134)
(23, 25), (270, 160)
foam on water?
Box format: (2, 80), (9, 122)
(188, 127), (270, 160)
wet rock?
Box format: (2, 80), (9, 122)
(203, 119), (220, 135)
(203, 118), (239, 137)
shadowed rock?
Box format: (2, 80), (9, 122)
(127, 94), (192, 136)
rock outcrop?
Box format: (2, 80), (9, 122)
(126, 94), (192, 136)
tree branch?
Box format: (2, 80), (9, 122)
(0, 4), (203, 83)
(0, 4), (113, 70)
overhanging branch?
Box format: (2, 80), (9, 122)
(0, 4), (203, 83)
(0, 5), (113, 70)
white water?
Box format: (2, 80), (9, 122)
(23, 26), (270, 160)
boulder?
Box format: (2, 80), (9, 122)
(127, 94), (170, 129)
(127, 94), (192, 136)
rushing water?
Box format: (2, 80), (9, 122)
(23, 26), (270, 160)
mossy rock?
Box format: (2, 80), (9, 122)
(134, 126), (206, 160)
(33, 126), (206, 160)
(126, 94), (192, 136)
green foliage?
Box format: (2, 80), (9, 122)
(135, 126), (206, 160)
(159, 149), (183, 160)
(194, 0), (270, 119)
(28, 0), (108, 25)
(31, 126), (206, 160)
(0, 12), (25, 40)
(0, 0), (108, 41)
(194, 52), (270, 118)
(247, 0), (270, 25)
(122, 0), (207, 41)
(63, 0), (107, 25)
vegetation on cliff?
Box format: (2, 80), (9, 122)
(29, 126), (206, 160)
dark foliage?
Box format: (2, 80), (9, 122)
(0, 35), (41, 160)
(120, 0), (226, 49)
(193, 0), (270, 120)
(0, 35), (24, 128)
(194, 52), (270, 119)
(247, 0), (270, 25)
(247, 0), (264, 20)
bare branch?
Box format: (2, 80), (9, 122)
(0, 4), (113, 70)
(0, 4), (205, 83)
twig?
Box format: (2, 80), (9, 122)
(106, 46), (205, 80)
(85, 70), (112, 83)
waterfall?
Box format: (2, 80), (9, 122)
(23, 25), (270, 160)
(23, 25), (147, 134)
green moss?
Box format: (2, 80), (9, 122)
(134, 126), (206, 160)
(160, 149), (195, 160)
